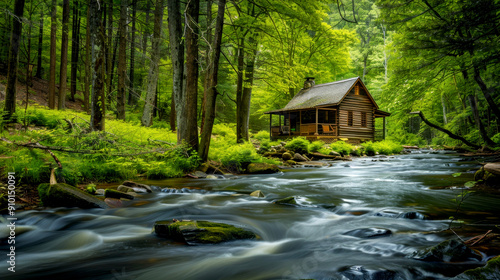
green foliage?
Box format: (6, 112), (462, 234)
(492, 133), (500, 144)
(253, 130), (270, 142)
(361, 141), (376, 156)
(361, 140), (402, 155)
(308, 140), (325, 153)
(86, 184), (97, 195)
(285, 137), (309, 154)
(330, 141), (353, 156)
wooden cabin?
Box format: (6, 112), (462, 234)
(265, 77), (390, 143)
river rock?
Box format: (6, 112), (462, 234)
(192, 171), (208, 178)
(309, 152), (339, 159)
(297, 161), (329, 167)
(246, 163), (280, 174)
(206, 175), (218, 179)
(410, 239), (482, 262)
(273, 196), (298, 206)
(282, 152), (293, 161)
(38, 183), (108, 208)
(250, 190), (265, 198)
(117, 185), (135, 193)
(154, 220), (256, 245)
(452, 255), (500, 279)
(484, 163), (500, 175)
(104, 198), (123, 208)
(293, 153), (307, 162)
(121, 181), (153, 193)
(398, 211), (427, 220)
(104, 189), (135, 200)
(342, 228), (392, 239)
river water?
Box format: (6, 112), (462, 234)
(2, 150), (499, 279)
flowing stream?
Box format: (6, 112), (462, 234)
(2, 150), (500, 279)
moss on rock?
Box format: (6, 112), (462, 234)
(154, 220), (256, 245)
(452, 255), (500, 280)
(246, 163), (280, 174)
(37, 183), (108, 208)
(411, 239), (482, 262)
(104, 189), (135, 200)
(273, 196), (298, 206)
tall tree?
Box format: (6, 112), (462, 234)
(89, 0), (106, 130)
(167, 0), (185, 139)
(48, 0), (57, 109)
(128, 0), (138, 106)
(3, 0), (26, 119)
(141, 0), (164, 127)
(117, 0), (128, 120)
(83, 6), (90, 113)
(199, 0), (226, 161)
(35, 8), (43, 79)
(58, 0), (70, 110)
(184, 0), (200, 150)
(70, 0), (80, 102)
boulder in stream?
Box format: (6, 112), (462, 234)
(338, 265), (406, 280)
(246, 163), (280, 174)
(154, 220), (256, 245)
(342, 228), (392, 239)
(121, 181), (153, 193)
(293, 153), (308, 162)
(282, 152), (293, 161)
(250, 190), (265, 198)
(38, 183), (108, 208)
(452, 255), (500, 280)
(104, 189), (135, 200)
(410, 239), (482, 262)
(273, 196), (298, 206)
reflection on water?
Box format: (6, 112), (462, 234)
(1, 150), (499, 279)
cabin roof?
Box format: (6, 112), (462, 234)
(265, 77), (381, 114)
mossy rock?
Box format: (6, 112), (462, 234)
(154, 220), (256, 245)
(104, 189), (135, 200)
(410, 239), (482, 262)
(246, 163), (280, 174)
(273, 196), (298, 206)
(282, 152), (293, 161)
(38, 183), (108, 209)
(474, 168), (485, 181)
(452, 255), (500, 280)
(250, 190), (265, 198)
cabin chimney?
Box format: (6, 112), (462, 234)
(304, 77), (315, 89)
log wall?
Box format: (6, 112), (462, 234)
(338, 89), (375, 140)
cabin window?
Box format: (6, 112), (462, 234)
(348, 111), (353, 126)
(361, 112), (367, 127)
(354, 85), (360, 95)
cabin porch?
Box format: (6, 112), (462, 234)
(267, 108), (338, 140)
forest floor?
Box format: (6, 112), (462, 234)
(0, 74), (86, 112)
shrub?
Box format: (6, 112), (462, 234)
(285, 137), (309, 154)
(253, 130), (270, 142)
(308, 140), (325, 153)
(361, 141), (376, 156)
(330, 141), (353, 156)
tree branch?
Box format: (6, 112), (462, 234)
(409, 111), (481, 149)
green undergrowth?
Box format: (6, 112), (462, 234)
(1, 106), (198, 185)
(209, 124), (279, 173)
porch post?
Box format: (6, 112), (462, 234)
(383, 117), (386, 140)
(315, 108), (319, 136)
(269, 114), (272, 136)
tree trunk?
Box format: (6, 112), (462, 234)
(48, 0), (57, 109)
(473, 66), (500, 123)
(199, 0), (226, 161)
(84, 6), (90, 113)
(468, 94), (495, 146)
(239, 34), (257, 142)
(169, 95), (176, 131)
(58, 0), (70, 110)
(89, 0), (105, 131)
(128, 0), (137, 106)
(184, 0), (200, 151)
(235, 40), (244, 142)
(35, 9), (43, 79)
(141, 0), (164, 127)
(70, 0), (80, 102)
(106, 1), (113, 107)
(167, 0), (185, 139)
(200, 0), (213, 134)
(117, 0), (128, 120)
(3, 0), (25, 119)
